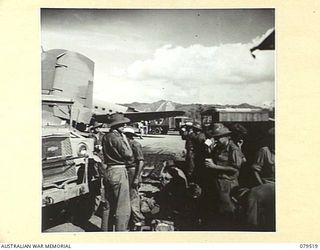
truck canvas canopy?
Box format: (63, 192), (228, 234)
(201, 107), (270, 124)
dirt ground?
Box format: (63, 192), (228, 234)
(139, 131), (185, 157)
(44, 131), (185, 232)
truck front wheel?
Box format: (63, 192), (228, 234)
(154, 127), (162, 134)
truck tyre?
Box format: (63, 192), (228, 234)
(154, 127), (161, 134)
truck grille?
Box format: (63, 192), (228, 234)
(42, 136), (72, 159)
(42, 136), (77, 187)
(42, 160), (77, 187)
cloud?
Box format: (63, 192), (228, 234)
(125, 38), (275, 105)
(127, 41), (274, 87)
(42, 18), (275, 105)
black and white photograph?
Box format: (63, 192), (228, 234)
(41, 8), (275, 232)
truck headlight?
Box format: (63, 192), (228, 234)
(78, 143), (88, 157)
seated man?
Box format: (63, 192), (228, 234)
(252, 128), (275, 185)
(157, 160), (201, 230)
(234, 183), (275, 231)
(159, 160), (189, 218)
(236, 127), (275, 231)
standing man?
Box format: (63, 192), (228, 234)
(138, 121), (145, 137)
(180, 122), (196, 179)
(144, 120), (149, 135)
(204, 123), (246, 229)
(101, 113), (133, 231)
(190, 123), (206, 183)
(123, 127), (145, 229)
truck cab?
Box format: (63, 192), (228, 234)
(42, 95), (98, 228)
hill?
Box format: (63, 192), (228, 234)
(121, 100), (262, 122)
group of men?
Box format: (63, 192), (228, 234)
(91, 112), (275, 231)
(180, 122), (275, 231)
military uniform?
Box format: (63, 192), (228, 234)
(243, 182), (275, 231)
(101, 128), (133, 231)
(181, 130), (196, 178)
(204, 124), (246, 229)
(190, 131), (206, 183)
(251, 146), (275, 183)
(126, 138), (145, 227)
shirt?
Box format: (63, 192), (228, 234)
(102, 130), (133, 166)
(182, 131), (195, 151)
(126, 139), (144, 167)
(252, 146), (275, 182)
(213, 140), (246, 181)
(192, 132), (206, 158)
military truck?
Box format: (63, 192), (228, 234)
(149, 116), (192, 135)
(42, 95), (99, 229)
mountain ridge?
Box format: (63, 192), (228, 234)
(120, 100), (264, 121)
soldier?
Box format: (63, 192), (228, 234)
(88, 123), (105, 161)
(87, 123), (106, 217)
(138, 121), (145, 137)
(251, 128), (275, 185)
(159, 160), (202, 230)
(180, 122), (196, 179)
(158, 160), (189, 229)
(144, 120), (149, 135)
(242, 182), (275, 231)
(123, 127), (145, 229)
(204, 123), (246, 229)
(238, 127), (275, 231)
(189, 123), (206, 183)
(101, 113), (133, 231)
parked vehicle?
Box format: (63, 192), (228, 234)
(42, 95), (100, 229)
(149, 116), (193, 135)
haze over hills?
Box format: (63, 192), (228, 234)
(120, 100), (267, 121)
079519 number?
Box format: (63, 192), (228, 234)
(300, 244), (318, 248)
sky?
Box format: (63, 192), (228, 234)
(41, 9), (275, 106)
